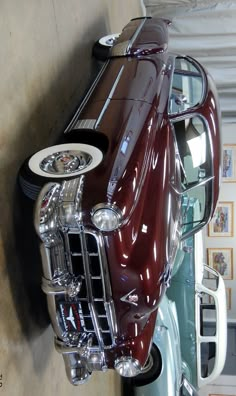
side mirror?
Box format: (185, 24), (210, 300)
(174, 93), (188, 106)
(183, 245), (193, 253)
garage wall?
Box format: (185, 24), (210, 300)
(205, 123), (236, 322)
(201, 122), (236, 396)
(144, 0), (236, 123)
(0, 0), (142, 182)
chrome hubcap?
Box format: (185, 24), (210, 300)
(99, 34), (119, 47)
(105, 37), (115, 46)
(40, 150), (92, 175)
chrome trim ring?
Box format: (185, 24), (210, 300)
(114, 356), (142, 377)
(39, 150), (92, 175)
(91, 203), (123, 231)
(140, 353), (153, 374)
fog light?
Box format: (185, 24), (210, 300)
(114, 357), (142, 377)
(91, 204), (122, 231)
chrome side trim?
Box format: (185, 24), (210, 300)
(127, 18), (146, 53)
(64, 61), (109, 133)
(65, 18), (147, 135)
(74, 119), (96, 130)
(94, 65), (124, 129)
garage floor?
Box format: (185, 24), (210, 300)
(0, 1), (144, 395)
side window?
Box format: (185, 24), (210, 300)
(169, 57), (204, 114)
(174, 116), (210, 186)
(173, 115), (213, 236)
(199, 292), (217, 378)
(202, 266), (219, 292)
(181, 188), (206, 234)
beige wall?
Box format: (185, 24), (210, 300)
(0, 1), (143, 395)
(201, 122), (236, 396)
(205, 123), (236, 322)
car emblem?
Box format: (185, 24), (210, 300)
(59, 303), (83, 332)
(66, 307), (77, 329)
(120, 289), (139, 306)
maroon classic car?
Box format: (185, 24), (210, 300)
(19, 17), (221, 385)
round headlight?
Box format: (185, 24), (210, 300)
(114, 357), (142, 377)
(91, 204), (122, 231)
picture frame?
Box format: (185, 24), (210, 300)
(226, 288), (232, 310)
(207, 248), (233, 280)
(222, 144), (236, 182)
(209, 394), (236, 396)
(208, 202), (234, 237)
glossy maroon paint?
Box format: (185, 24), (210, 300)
(114, 17), (170, 56)
(105, 310), (158, 368)
(80, 56), (168, 108)
(65, 17), (221, 367)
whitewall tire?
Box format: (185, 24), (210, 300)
(93, 33), (120, 61)
(98, 34), (120, 47)
(28, 143), (103, 178)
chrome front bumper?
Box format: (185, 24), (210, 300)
(34, 177), (117, 384)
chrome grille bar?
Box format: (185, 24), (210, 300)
(79, 227), (106, 353)
(68, 228), (116, 348)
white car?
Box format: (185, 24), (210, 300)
(130, 231), (227, 395)
(167, 231), (227, 389)
(131, 294), (198, 395)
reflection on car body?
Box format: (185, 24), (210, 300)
(19, 17), (222, 385)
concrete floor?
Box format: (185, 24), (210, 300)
(0, 1), (144, 395)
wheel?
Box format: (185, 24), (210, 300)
(98, 34), (120, 47)
(28, 143), (103, 178)
(18, 169), (44, 201)
(92, 33), (120, 61)
(18, 143), (103, 200)
(133, 344), (162, 387)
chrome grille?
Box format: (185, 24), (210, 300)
(67, 230), (114, 348)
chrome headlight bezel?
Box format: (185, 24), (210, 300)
(114, 356), (142, 377)
(91, 203), (123, 232)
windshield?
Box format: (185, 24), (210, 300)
(174, 116), (212, 186)
(173, 115), (213, 237)
(169, 57), (204, 114)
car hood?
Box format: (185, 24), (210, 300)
(81, 101), (181, 338)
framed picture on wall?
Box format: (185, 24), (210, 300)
(226, 288), (232, 310)
(208, 202), (234, 237)
(222, 144), (236, 182)
(207, 248), (233, 280)
(209, 394), (236, 396)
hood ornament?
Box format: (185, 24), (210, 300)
(120, 289), (139, 306)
